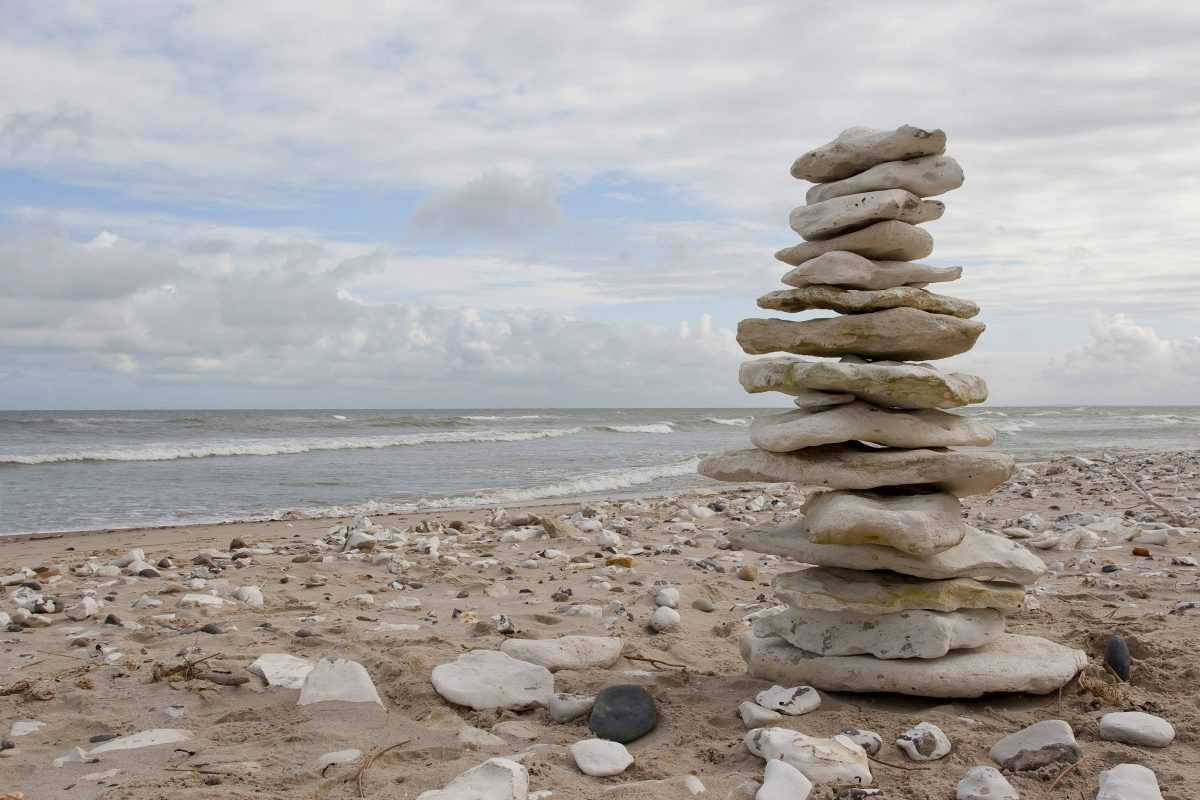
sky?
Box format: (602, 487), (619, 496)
(1, 1), (1198, 409)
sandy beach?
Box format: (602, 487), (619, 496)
(2, 449), (1197, 800)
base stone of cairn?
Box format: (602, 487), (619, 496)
(701, 125), (1086, 697)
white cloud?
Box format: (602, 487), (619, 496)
(407, 171), (562, 240)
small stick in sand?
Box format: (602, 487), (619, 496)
(1049, 760), (1080, 790)
(356, 738), (412, 798)
(1113, 467), (1187, 525)
(868, 754), (930, 771)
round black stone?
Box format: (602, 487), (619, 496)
(103, 614), (121, 626)
(587, 684), (657, 743)
(1104, 633), (1131, 681)
(1101, 564), (1120, 573)
(199, 623), (224, 635)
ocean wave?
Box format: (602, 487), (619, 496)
(705, 417), (752, 426)
(0, 427), (584, 465)
(599, 423), (674, 434)
(458, 414), (545, 421)
(289, 457), (703, 518)
(993, 419), (1039, 435)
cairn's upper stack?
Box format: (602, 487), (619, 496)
(700, 125), (1086, 697)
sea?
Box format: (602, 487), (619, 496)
(2, 407), (1200, 537)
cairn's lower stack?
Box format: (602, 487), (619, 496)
(700, 126), (1086, 697)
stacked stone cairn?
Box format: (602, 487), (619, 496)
(700, 125), (1087, 697)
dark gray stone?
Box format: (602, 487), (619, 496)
(587, 684), (658, 743)
(1105, 634), (1131, 681)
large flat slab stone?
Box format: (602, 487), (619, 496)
(777, 220), (934, 264)
(499, 635), (622, 672)
(758, 285), (978, 318)
(807, 154), (965, 204)
(790, 190), (944, 241)
(298, 658), (382, 706)
(783, 251), (961, 291)
(740, 357), (987, 409)
(749, 404), (994, 453)
(739, 310), (985, 361)
(741, 632), (1087, 697)
(791, 125), (947, 183)
(753, 607), (1005, 659)
(431, 650), (554, 711)
(799, 489), (966, 554)
(728, 524), (1046, 584)
(698, 444), (1014, 497)
(772, 567), (1026, 614)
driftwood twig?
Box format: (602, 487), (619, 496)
(356, 739), (412, 798)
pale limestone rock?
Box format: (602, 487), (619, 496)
(738, 309), (985, 361)
(896, 722), (952, 761)
(791, 125), (946, 183)
(782, 251), (961, 291)
(741, 632), (1087, 697)
(88, 729), (191, 754)
(1096, 764), (1163, 800)
(776, 220), (934, 264)
(956, 766), (1018, 800)
(730, 525), (1046, 584)
(499, 636), (622, 672)
(790, 190), (944, 240)
(740, 357), (987, 409)
(697, 444), (1015, 497)
(738, 700), (783, 728)
(297, 659), (382, 706)
(570, 739), (634, 777)
(801, 489), (966, 554)
(745, 727), (871, 785)
(1097, 712), (1175, 747)
(248, 653), (315, 689)
(808, 154), (965, 204)
(755, 684), (821, 715)
(416, 757), (529, 800)
(753, 607), (1005, 659)
(791, 389), (856, 408)
(749, 404), (994, 453)
(758, 285), (978, 318)
(988, 720), (1080, 771)
(431, 650), (554, 711)
(757, 758), (813, 800)
(772, 567), (1025, 614)
(548, 692), (595, 723)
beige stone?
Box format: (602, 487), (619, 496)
(738, 309), (985, 361)
(791, 125), (947, 183)
(801, 489), (967, 553)
(741, 632), (1088, 698)
(697, 444), (1014, 497)
(791, 389), (856, 409)
(790, 190), (944, 241)
(753, 606), (1005, 659)
(807, 155), (965, 204)
(749, 404), (995, 453)
(782, 251), (961, 291)
(772, 567), (1026, 615)
(758, 285), (978, 319)
(740, 357), (988, 409)
(777, 220), (934, 264)
(728, 525), (1047, 584)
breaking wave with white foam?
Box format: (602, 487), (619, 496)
(599, 423), (674, 434)
(705, 417), (752, 426)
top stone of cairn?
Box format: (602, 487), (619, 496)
(791, 125), (947, 183)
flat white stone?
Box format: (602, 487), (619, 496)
(66, 597), (99, 620)
(742, 633), (1087, 698)
(650, 606), (681, 632)
(308, 749), (362, 773)
(655, 587), (681, 608)
(758, 285), (977, 318)
(757, 757), (813, 800)
(699, 445), (1014, 498)
(431, 650), (554, 711)
(178, 593), (224, 608)
(738, 700), (783, 728)
(731, 524), (1046, 584)
(383, 596), (423, 611)
(9, 720), (45, 737)
(570, 739), (634, 777)
(499, 636), (622, 672)
(988, 720), (1080, 770)
(790, 190), (944, 240)
(838, 729), (882, 755)
(53, 746), (95, 767)
(745, 727), (871, 785)
(808, 154), (965, 204)
(791, 125), (946, 183)
(548, 692), (595, 723)
(1098, 711), (1175, 747)
(755, 685), (821, 715)
(753, 607), (1005, 660)
(231, 586), (263, 606)
(1097, 763), (1163, 800)
(792, 390), (856, 409)
(740, 356), (987, 410)
(956, 766), (1018, 800)
(896, 721), (951, 761)
(89, 729), (191, 755)
(416, 757), (529, 800)
(776, 220), (934, 265)
(772, 567), (1025, 614)
(800, 489), (967, 555)
(750, 404), (994, 453)
(783, 251), (961, 291)
(297, 658), (382, 706)
(738, 309), (984, 361)
(248, 653), (315, 689)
